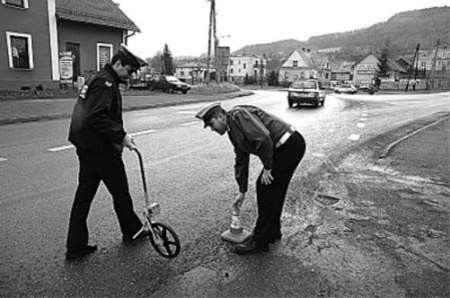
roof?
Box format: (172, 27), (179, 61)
(56, 0), (140, 32)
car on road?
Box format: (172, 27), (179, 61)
(334, 83), (357, 94)
(148, 75), (191, 94)
(287, 79), (326, 108)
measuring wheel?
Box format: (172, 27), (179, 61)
(148, 222), (181, 258)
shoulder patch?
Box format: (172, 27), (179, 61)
(79, 84), (89, 100)
(105, 81), (112, 87)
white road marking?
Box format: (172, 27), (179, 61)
(357, 123), (366, 128)
(176, 111), (197, 114)
(181, 121), (199, 126)
(348, 134), (360, 141)
(311, 153), (325, 158)
(49, 145), (74, 152)
(362, 113), (369, 117)
(130, 129), (156, 137)
(359, 118), (367, 121)
(48, 129), (157, 152)
(0, 157), (7, 162)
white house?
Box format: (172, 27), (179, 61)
(227, 55), (266, 83)
(278, 49), (331, 84)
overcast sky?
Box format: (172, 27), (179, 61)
(114, 0), (449, 59)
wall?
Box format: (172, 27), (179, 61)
(0, 0), (55, 90)
(57, 20), (123, 79)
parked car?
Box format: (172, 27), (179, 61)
(148, 75), (191, 94)
(358, 84), (378, 95)
(334, 83), (357, 94)
(287, 79), (326, 108)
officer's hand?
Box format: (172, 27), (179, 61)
(261, 169), (274, 185)
(122, 134), (136, 150)
(232, 192), (246, 215)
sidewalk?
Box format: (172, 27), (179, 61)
(0, 90), (253, 125)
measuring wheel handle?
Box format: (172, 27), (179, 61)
(148, 222), (181, 259)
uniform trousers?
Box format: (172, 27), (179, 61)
(253, 132), (306, 245)
(66, 151), (142, 252)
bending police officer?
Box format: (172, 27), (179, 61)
(196, 103), (306, 255)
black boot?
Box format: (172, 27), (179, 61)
(234, 239), (268, 255)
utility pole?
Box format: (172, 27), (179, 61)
(212, 0), (220, 83)
(259, 55), (265, 88)
(405, 43), (420, 92)
(205, 0), (214, 84)
(428, 39), (440, 90)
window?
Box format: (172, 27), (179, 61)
(293, 60), (298, 67)
(6, 32), (33, 69)
(97, 43), (113, 71)
(2, 0), (28, 8)
(180, 71), (185, 76)
(230, 68), (234, 74)
(230, 60), (233, 65)
(243, 63), (246, 69)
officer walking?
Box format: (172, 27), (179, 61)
(66, 45), (148, 260)
(196, 103), (306, 255)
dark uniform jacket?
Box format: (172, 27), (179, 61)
(68, 64), (126, 155)
(227, 105), (293, 193)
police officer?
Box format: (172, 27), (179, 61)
(196, 103), (306, 255)
(66, 45), (148, 260)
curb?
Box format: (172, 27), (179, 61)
(0, 91), (253, 126)
(379, 115), (450, 158)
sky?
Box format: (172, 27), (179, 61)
(114, 0), (449, 59)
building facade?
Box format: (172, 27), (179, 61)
(0, 0), (139, 91)
(278, 49), (331, 86)
(0, 0), (57, 90)
(227, 55), (266, 83)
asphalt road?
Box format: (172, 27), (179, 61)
(0, 90), (449, 296)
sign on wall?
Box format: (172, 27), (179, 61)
(59, 51), (73, 84)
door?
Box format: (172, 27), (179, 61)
(65, 42), (80, 81)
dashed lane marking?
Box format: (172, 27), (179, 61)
(357, 123), (366, 128)
(130, 129), (156, 137)
(181, 121), (199, 126)
(0, 157), (7, 162)
(360, 118), (367, 121)
(362, 113), (369, 117)
(49, 145), (74, 152)
(311, 153), (325, 158)
(348, 134), (360, 141)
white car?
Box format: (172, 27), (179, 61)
(334, 83), (357, 94)
(287, 79), (326, 108)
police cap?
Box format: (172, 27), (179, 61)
(195, 102), (222, 128)
(118, 44), (147, 70)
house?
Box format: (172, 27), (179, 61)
(227, 55), (266, 83)
(0, 0), (139, 91)
(278, 49), (331, 86)
(175, 62), (209, 84)
(331, 61), (354, 83)
(352, 53), (408, 89)
(416, 48), (450, 72)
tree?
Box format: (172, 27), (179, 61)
(374, 40), (391, 88)
(267, 70), (279, 86)
(148, 51), (163, 73)
(161, 44), (175, 75)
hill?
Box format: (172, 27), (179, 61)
(232, 6), (449, 65)
(307, 6), (449, 53)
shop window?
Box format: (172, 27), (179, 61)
(2, 0), (28, 8)
(6, 32), (33, 69)
(97, 43), (113, 71)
